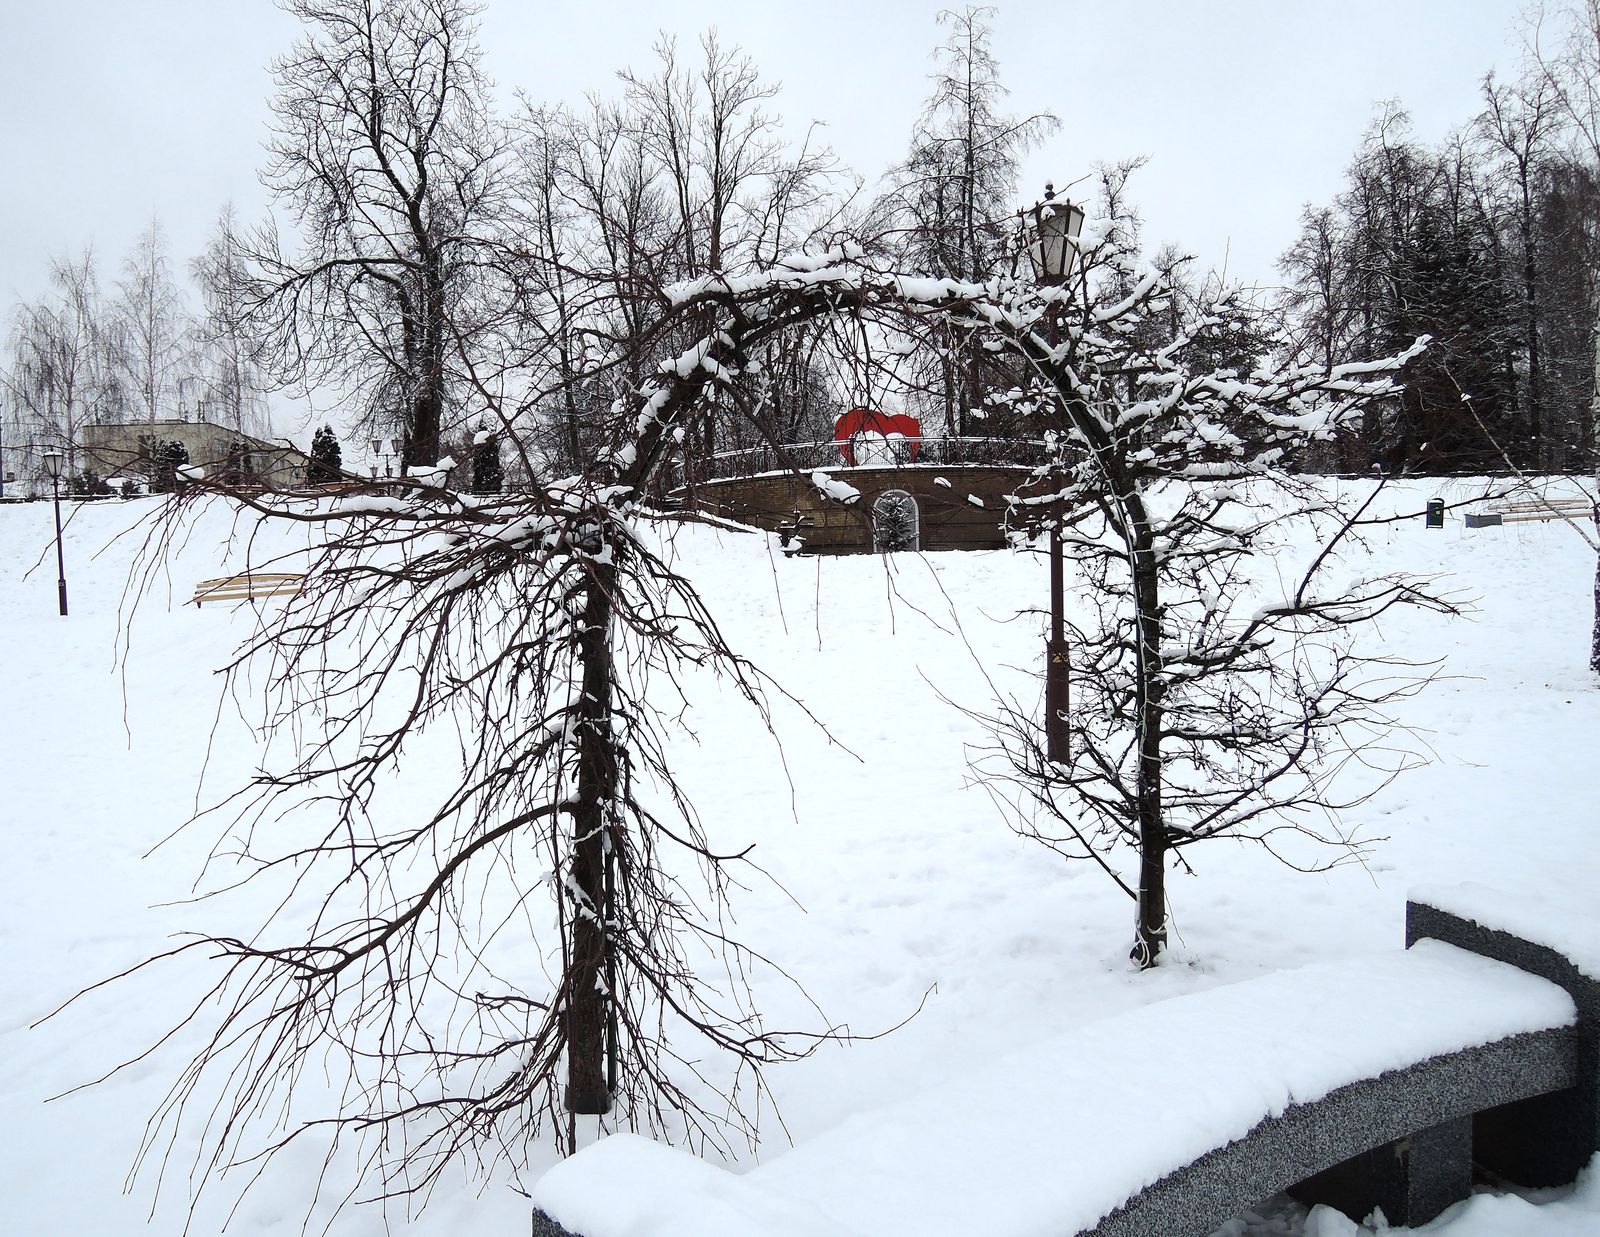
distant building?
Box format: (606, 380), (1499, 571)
(82, 420), (314, 488)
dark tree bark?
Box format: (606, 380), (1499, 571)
(1129, 510), (1168, 965)
(566, 566), (619, 1115)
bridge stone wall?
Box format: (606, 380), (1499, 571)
(679, 464), (1035, 554)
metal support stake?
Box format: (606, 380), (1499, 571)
(1046, 520), (1069, 761)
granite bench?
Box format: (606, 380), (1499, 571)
(527, 892), (1595, 1237)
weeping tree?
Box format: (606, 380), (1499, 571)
(83, 249), (927, 1224)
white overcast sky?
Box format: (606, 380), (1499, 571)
(0, 0), (1532, 311)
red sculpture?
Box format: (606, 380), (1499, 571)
(832, 409), (922, 466)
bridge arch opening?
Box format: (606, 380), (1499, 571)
(872, 488), (920, 552)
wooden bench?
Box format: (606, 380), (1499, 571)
(529, 895), (1595, 1237)
(1466, 497), (1596, 528)
(191, 572), (305, 607)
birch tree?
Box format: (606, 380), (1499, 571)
(4, 250), (123, 474)
(113, 217), (191, 423)
(190, 206), (272, 437)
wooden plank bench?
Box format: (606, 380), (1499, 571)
(191, 572), (305, 607)
(1466, 497), (1596, 528)
(528, 895), (1594, 1237)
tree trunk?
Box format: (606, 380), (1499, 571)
(1129, 506), (1168, 967)
(1590, 298), (1600, 472)
(404, 251), (447, 472)
(566, 567), (617, 1114)
(1521, 178), (1543, 464)
(1591, 499), (1600, 677)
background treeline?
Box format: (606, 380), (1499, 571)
(1280, 82), (1600, 475)
(4, 1), (1600, 497)
(2, 213), (273, 487)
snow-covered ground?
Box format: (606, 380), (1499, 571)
(1, 480), (1596, 1236)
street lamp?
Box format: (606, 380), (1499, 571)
(1026, 183), (1086, 287)
(369, 437), (396, 479)
(42, 449), (68, 617)
(1024, 184), (1086, 763)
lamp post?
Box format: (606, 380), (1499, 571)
(369, 438), (394, 479)
(43, 449), (69, 616)
(1024, 184), (1086, 763)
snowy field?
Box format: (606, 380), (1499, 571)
(1, 479), (1597, 1237)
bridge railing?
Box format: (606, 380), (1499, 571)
(676, 436), (1050, 483)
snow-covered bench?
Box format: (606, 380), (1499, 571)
(528, 891), (1595, 1237)
(1465, 496), (1595, 528)
(190, 571), (304, 607)
(1404, 887), (1599, 1194)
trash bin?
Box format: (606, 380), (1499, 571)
(1426, 498), (1445, 528)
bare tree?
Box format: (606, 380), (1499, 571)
(888, 7), (1055, 284)
(66, 208), (1462, 1229)
(1531, 2), (1600, 446)
(974, 213), (1458, 965)
(875, 5), (1057, 437)
(113, 216), (192, 423)
(495, 36), (853, 503)
(190, 205), (272, 437)
(1526, 0), (1600, 672)
(506, 98), (676, 478)
(4, 249), (124, 474)
(1279, 205), (1354, 377)
(621, 33), (776, 282)
(239, 0), (513, 472)
(1479, 72), (1562, 464)
(86, 257), (903, 1225)
(620, 33), (849, 474)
